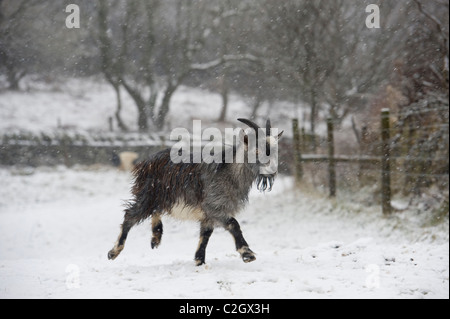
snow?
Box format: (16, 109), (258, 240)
(0, 77), (448, 299)
(0, 77), (300, 137)
(0, 166), (448, 299)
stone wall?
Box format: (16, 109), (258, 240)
(0, 132), (293, 174)
(0, 132), (167, 167)
(0, 143), (166, 167)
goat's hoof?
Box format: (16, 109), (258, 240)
(107, 250), (117, 260)
(195, 258), (206, 266)
(107, 248), (121, 260)
(151, 238), (160, 249)
(242, 252), (256, 263)
(239, 247), (256, 263)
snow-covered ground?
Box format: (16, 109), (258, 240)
(0, 166), (448, 299)
(0, 78), (448, 298)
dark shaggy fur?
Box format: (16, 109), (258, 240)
(128, 149), (206, 225)
(126, 147), (258, 223)
(108, 119), (282, 265)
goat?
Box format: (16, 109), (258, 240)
(107, 118), (283, 265)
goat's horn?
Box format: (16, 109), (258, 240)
(266, 119), (271, 137)
(238, 118), (260, 133)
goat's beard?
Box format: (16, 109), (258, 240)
(256, 174), (275, 192)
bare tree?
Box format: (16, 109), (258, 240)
(0, 0), (41, 90)
(97, 0), (128, 131)
(96, 0), (259, 131)
(212, 0), (251, 122)
(260, 1), (416, 136)
(390, 0), (449, 196)
(262, 0), (331, 138)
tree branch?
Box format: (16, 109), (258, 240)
(190, 54), (260, 71)
(413, 0), (448, 55)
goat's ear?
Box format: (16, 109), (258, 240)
(277, 130), (284, 140)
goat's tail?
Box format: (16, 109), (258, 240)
(131, 160), (149, 194)
(121, 160), (156, 225)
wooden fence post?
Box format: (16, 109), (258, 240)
(381, 108), (392, 215)
(327, 117), (336, 197)
(292, 119), (303, 182)
(301, 127), (306, 153)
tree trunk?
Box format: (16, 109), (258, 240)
(218, 76), (229, 122)
(121, 79), (149, 132)
(6, 65), (24, 91)
(148, 88), (158, 123)
(156, 84), (177, 130)
(250, 93), (262, 120)
(137, 103), (149, 132)
(112, 84), (128, 132)
(8, 77), (20, 91)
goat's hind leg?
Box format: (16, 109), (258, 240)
(108, 209), (139, 260)
(151, 213), (163, 249)
(194, 220), (214, 266)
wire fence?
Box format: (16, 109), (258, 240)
(292, 105), (449, 215)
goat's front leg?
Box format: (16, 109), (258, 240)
(194, 221), (214, 266)
(224, 218), (256, 263)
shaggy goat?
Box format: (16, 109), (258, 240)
(107, 118), (283, 265)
